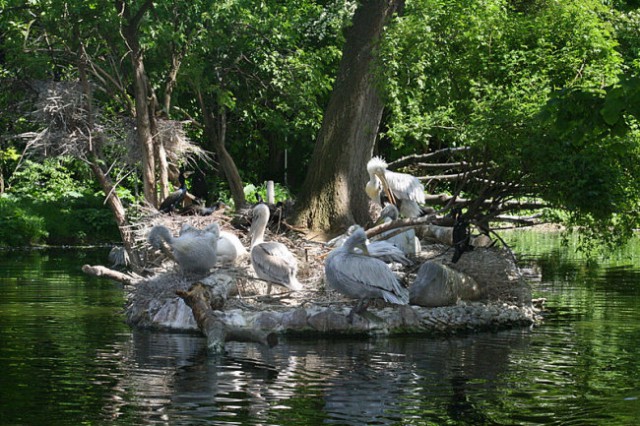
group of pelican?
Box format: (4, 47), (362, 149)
(147, 155), (443, 316)
(147, 203), (301, 295)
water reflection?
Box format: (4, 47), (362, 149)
(2, 238), (640, 425)
(91, 328), (535, 425)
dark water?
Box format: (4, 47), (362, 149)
(1, 234), (639, 425)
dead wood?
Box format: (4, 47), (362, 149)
(82, 264), (138, 286)
(176, 280), (278, 353)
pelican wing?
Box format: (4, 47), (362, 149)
(251, 241), (299, 289)
(367, 241), (413, 266)
(325, 251), (408, 304)
(385, 170), (426, 204)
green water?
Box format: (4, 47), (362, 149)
(0, 234), (639, 425)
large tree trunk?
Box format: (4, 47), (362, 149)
(293, 0), (403, 233)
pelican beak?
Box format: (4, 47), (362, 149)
(357, 242), (370, 256)
(376, 172), (397, 205)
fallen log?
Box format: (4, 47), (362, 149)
(82, 264), (138, 286)
(175, 278), (278, 353)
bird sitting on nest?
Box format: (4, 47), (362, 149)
(324, 225), (409, 320)
(147, 223), (218, 277)
(249, 203), (302, 294)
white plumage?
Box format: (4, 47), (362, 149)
(373, 203), (422, 257)
(148, 224), (218, 276)
(179, 223), (248, 266)
(217, 230), (249, 265)
(324, 226), (409, 306)
(366, 156), (426, 217)
(327, 224), (413, 267)
(250, 203), (302, 293)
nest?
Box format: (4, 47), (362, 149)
(21, 81), (210, 173)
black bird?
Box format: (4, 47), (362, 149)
(451, 207), (473, 263)
(159, 169), (188, 213)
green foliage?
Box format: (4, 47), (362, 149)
(378, 0), (640, 250)
(178, 0), (352, 188)
(523, 77), (640, 251)
(9, 158), (90, 202)
(242, 181), (292, 205)
(0, 194), (48, 246)
(3, 158), (119, 246)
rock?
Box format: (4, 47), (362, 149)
(409, 261), (483, 307)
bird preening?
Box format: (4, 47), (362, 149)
(324, 225), (409, 320)
(147, 223), (219, 277)
(366, 156), (427, 218)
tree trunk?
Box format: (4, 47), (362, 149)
(120, 0), (158, 207)
(78, 41), (143, 271)
(293, 0), (404, 232)
(198, 90), (246, 208)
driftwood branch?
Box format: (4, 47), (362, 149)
(82, 264), (138, 286)
(176, 280), (278, 353)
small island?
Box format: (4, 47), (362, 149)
(84, 207), (543, 353)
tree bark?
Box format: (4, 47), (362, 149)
(293, 0), (404, 232)
(78, 41), (143, 271)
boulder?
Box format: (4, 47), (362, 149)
(409, 261), (483, 307)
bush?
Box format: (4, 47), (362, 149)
(0, 195), (48, 246)
(3, 158), (120, 246)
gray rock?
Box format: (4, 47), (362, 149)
(409, 261), (483, 307)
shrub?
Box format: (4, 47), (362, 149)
(0, 195), (48, 246)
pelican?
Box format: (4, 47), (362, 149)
(373, 203), (422, 257)
(179, 223), (248, 266)
(324, 225), (409, 317)
(159, 169), (190, 213)
(249, 203), (302, 294)
(148, 224), (218, 276)
(366, 156), (426, 217)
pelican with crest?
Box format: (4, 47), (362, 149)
(366, 156), (426, 218)
(249, 203), (302, 294)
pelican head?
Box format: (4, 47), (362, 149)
(366, 156), (397, 205)
(346, 225), (370, 256)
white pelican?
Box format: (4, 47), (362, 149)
(249, 203), (302, 294)
(147, 224), (218, 276)
(179, 223), (248, 266)
(366, 156), (426, 217)
(324, 226), (409, 317)
(326, 225), (412, 267)
(373, 203), (422, 257)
